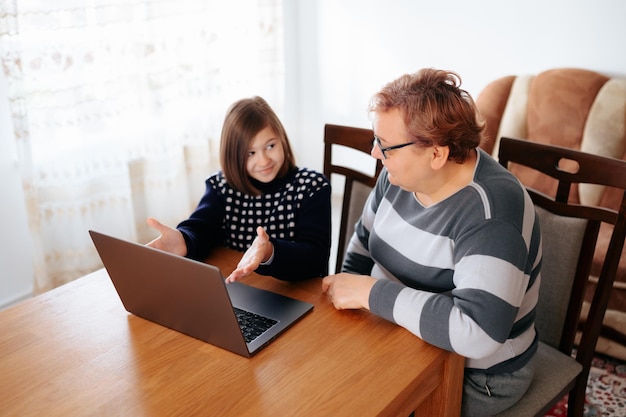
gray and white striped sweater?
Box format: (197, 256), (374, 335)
(343, 149), (541, 374)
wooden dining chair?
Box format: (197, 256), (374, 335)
(323, 124), (382, 273)
(494, 137), (626, 417)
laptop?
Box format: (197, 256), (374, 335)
(89, 230), (313, 357)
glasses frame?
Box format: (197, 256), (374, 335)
(373, 135), (416, 159)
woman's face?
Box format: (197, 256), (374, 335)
(246, 125), (285, 183)
(371, 108), (435, 194)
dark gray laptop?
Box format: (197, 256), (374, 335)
(89, 230), (313, 357)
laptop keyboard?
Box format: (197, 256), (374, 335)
(233, 307), (278, 343)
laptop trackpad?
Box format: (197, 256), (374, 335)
(227, 281), (291, 319)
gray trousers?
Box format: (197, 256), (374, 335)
(461, 357), (535, 417)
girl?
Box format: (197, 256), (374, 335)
(148, 96), (331, 282)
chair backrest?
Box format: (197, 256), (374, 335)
(532, 205), (587, 349)
(323, 124), (382, 273)
(476, 69), (626, 318)
(497, 137), (626, 372)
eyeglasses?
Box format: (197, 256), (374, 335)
(373, 135), (416, 159)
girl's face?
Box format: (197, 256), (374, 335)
(246, 125), (285, 183)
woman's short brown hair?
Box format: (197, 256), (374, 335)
(220, 96), (296, 195)
(369, 68), (485, 163)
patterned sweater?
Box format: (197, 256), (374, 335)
(343, 149), (541, 373)
(178, 167), (331, 281)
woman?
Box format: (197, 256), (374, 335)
(148, 96), (331, 282)
(322, 69), (541, 416)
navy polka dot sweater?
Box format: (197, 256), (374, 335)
(177, 167), (332, 281)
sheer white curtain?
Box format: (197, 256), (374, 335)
(0, 0), (284, 293)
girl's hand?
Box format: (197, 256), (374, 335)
(146, 217), (187, 257)
(225, 226), (273, 283)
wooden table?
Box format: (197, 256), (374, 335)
(0, 247), (463, 416)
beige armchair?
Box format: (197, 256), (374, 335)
(475, 68), (626, 359)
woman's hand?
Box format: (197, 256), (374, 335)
(146, 217), (187, 257)
(225, 226), (274, 283)
(322, 273), (377, 310)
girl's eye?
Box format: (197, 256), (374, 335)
(266, 143), (275, 150)
(247, 151), (255, 157)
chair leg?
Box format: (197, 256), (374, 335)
(567, 373), (588, 417)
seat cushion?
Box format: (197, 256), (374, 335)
(495, 342), (583, 417)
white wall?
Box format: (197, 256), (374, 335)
(0, 71), (34, 309)
(285, 0), (626, 171)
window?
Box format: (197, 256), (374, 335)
(0, 0), (284, 292)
